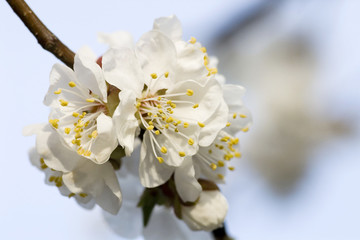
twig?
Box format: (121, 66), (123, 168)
(212, 224), (235, 240)
(6, 0), (75, 69)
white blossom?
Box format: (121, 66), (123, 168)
(44, 47), (118, 164)
(25, 124), (122, 214)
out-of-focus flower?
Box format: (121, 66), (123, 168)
(44, 47), (118, 164)
(25, 124), (122, 214)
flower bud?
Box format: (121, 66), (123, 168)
(181, 190), (228, 231)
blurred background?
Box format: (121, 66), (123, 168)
(1, 0), (360, 239)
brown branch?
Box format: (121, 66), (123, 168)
(212, 224), (235, 240)
(7, 0), (75, 69)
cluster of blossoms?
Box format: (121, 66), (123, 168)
(25, 15), (251, 237)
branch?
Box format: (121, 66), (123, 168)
(212, 224), (234, 240)
(7, 0), (75, 69)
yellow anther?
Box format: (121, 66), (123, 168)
(159, 109), (164, 114)
(228, 166), (235, 171)
(198, 122), (205, 128)
(210, 163), (217, 170)
(164, 72), (169, 78)
(233, 113), (237, 119)
(161, 114), (166, 121)
(189, 37), (197, 44)
(157, 104), (162, 109)
(77, 147), (85, 155)
(186, 89), (194, 96)
(157, 157), (164, 164)
(166, 117), (174, 123)
(54, 89), (62, 94)
(179, 152), (186, 157)
(235, 152), (242, 158)
(165, 124), (169, 129)
(208, 68), (218, 75)
(68, 81), (76, 87)
(176, 120), (181, 125)
(226, 122), (231, 127)
(204, 55), (209, 65)
(72, 112), (79, 117)
(170, 110), (174, 114)
(86, 98), (95, 103)
(157, 96), (162, 101)
(72, 139), (81, 146)
(49, 176), (56, 182)
(200, 47), (207, 53)
(174, 128), (179, 132)
(59, 99), (68, 106)
(192, 104), (199, 108)
(242, 127), (249, 132)
(170, 103), (176, 108)
(221, 136), (230, 142)
(147, 125), (154, 130)
(188, 138), (194, 145)
(149, 121), (154, 125)
(84, 150), (91, 157)
(75, 133), (82, 139)
(40, 158), (45, 164)
(79, 193), (88, 198)
(136, 102), (141, 108)
(184, 122), (189, 128)
(147, 112), (152, 117)
(68, 193), (75, 198)
(76, 120), (84, 128)
(217, 174), (224, 180)
(154, 115), (158, 118)
(240, 114), (247, 118)
(56, 182), (63, 188)
(40, 164), (48, 170)
(218, 161), (225, 167)
(91, 130), (98, 138)
(173, 121), (179, 126)
(208, 149), (212, 154)
(49, 119), (59, 129)
(84, 121), (90, 127)
(161, 146), (167, 154)
(151, 73), (158, 79)
(231, 138), (239, 145)
(166, 100), (172, 105)
(155, 130), (160, 135)
(64, 128), (71, 134)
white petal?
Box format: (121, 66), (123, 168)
(182, 190), (228, 231)
(112, 90), (139, 156)
(36, 127), (84, 172)
(28, 147), (41, 169)
(74, 46), (108, 102)
(102, 48), (144, 97)
(198, 99), (228, 147)
(153, 15), (183, 41)
(62, 160), (122, 214)
(44, 63), (79, 107)
(139, 131), (174, 188)
(98, 31), (134, 49)
(174, 41), (208, 83)
(90, 113), (118, 164)
(136, 31), (177, 79)
(174, 157), (201, 202)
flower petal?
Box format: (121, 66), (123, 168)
(74, 46), (108, 102)
(112, 90), (139, 156)
(174, 157), (202, 202)
(153, 15), (183, 41)
(62, 160), (122, 215)
(136, 30), (177, 79)
(182, 190), (228, 231)
(102, 48), (144, 97)
(36, 126), (84, 172)
(90, 113), (118, 164)
(139, 131), (174, 188)
(98, 31), (134, 49)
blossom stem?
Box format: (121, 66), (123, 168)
(212, 224), (234, 240)
(6, 0), (75, 69)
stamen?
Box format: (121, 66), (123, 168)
(164, 72), (169, 78)
(151, 73), (158, 79)
(157, 157), (164, 163)
(210, 163), (217, 170)
(86, 99), (95, 103)
(240, 114), (247, 118)
(161, 146), (167, 154)
(200, 47), (207, 53)
(54, 89), (62, 94)
(186, 89), (194, 96)
(68, 81), (76, 87)
(59, 99), (68, 106)
(179, 152), (186, 157)
(189, 37), (196, 44)
(188, 138), (194, 145)
(198, 122), (205, 128)
(192, 104), (199, 108)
